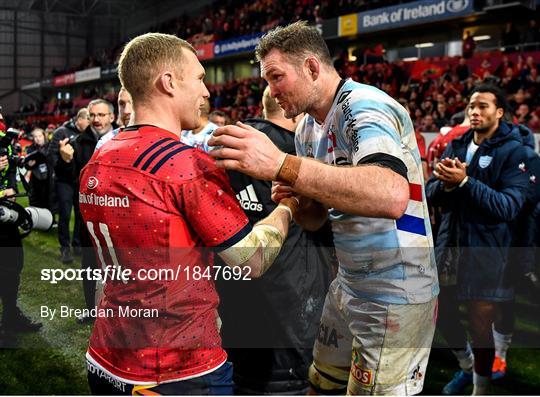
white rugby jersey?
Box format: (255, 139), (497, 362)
(181, 121), (219, 153)
(295, 79), (438, 304)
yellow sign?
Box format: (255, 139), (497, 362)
(339, 13), (358, 37)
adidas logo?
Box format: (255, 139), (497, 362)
(236, 184), (263, 212)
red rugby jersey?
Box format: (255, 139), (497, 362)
(79, 125), (250, 384)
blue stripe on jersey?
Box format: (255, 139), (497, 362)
(133, 137), (174, 168)
(149, 146), (193, 174)
(355, 127), (398, 143)
(334, 229), (399, 251)
(396, 214), (427, 236)
(340, 99), (403, 142)
(141, 141), (183, 171)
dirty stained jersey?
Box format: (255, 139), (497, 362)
(297, 79), (439, 395)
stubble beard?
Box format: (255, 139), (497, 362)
(285, 85), (318, 119)
(470, 120), (491, 134)
(471, 119), (498, 136)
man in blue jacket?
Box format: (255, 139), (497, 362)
(426, 83), (531, 395)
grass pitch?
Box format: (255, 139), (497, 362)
(0, 195), (539, 394)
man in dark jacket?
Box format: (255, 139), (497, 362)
(490, 124), (540, 379)
(25, 128), (50, 209)
(48, 108), (89, 263)
(426, 84), (531, 395)
(1, 114), (42, 339)
(216, 87), (335, 395)
(59, 99), (116, 323)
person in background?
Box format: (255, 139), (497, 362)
(25, 128), (50, 209)
(0, 112), (42, 339)
(462, 31), (476, 59)
(501, 22), (521, 53)
(116, 87), (133, 127)
(59, 99), (116, 323)
(523, 19), (540, 50)
(427, 84), (530, 395)
(490, 123), (540, 380)
(217, 86), (335, 394)
(45, 123), (56, 141)
(95, 87), (132, 151)
(48, 107), (89, 264)
(209, 110), (227, 127)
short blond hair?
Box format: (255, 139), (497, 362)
(118, 33), (196, 105)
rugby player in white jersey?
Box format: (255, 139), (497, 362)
(209, 21), (439, 396)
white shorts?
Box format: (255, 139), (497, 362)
(311, 279), (437, 395)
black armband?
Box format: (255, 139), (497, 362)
(357, 152), (409, 181)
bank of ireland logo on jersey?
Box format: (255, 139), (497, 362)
(446, 0), (469, 13)
(478, 155), (492, 169)
(87, 176), (99, 190)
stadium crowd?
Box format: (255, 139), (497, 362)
(42, 0), (418, 78)
(12, 48), (540, 138)
(155, 0), (414, 44)
(1, 0), (539, 393)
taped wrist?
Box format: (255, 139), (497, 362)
(217, 223), (284, 275)
(308, 361), (349, 395)
(278, 196), (300, 219)
(276, 154), (302, 186)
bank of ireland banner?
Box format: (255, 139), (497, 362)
(358, 0), (473, 33)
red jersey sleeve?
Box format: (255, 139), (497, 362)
(415, 131), (426, 160)
(171, 168), (251, 251)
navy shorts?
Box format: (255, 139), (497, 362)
(455, 247), (514, 302)
(87, 361), (234, 395)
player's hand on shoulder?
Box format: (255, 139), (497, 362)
(208, 122), (284, 180)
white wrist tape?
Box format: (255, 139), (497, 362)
(217, 223), (284, 275)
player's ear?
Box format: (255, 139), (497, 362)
(157, 71), (175, 96)
(495, 106), (504, 120)
(305, 57), (320, 81)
